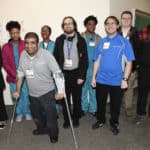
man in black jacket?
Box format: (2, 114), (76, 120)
(118, 11), (140, 116)
(54, 16), (88, 128)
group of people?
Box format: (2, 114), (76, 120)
(0, 10), (150, 143)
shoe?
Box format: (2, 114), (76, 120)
(50, 136), (58, 143)
(126, 108), (135, 117)
(0, 123), (5, 129)
(89, 112), (97, 117)
(32, 129), (47, 135)
(92, 121), (104, 130)
(135, 115), (145, 125)
(16, 115), (22, 122)
(63, 121), (70, 129)
(73, 119), (79, 128)
(110, 125), (119, 135)
(26, 114), (32, 120)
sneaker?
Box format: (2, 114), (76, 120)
(25, 114), (32, 121)
(50, 136), (58, 143)
(135, 115), (145, 125)
(0, 123), (5, 129)
(89, 112), (97, 117)
(16, 115), (22, 122)
(32, 129), (47, 135)
(110, 125), (119, 135)
(92, 121), (104, 130)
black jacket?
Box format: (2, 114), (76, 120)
(0, 47), (5, 90)
(118, 26), (140, 71)
(53, 32), (88, 80)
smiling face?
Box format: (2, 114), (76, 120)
(41, 26), (51, 41)
(105, 18), (118, 37)
(25, 37), (38, 56)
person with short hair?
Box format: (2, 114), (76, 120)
(39, 25), (55, 53)
(91, 16), (135, 135)
(81, 15), (101, 116)
(13, 32), (64, 143)
(2, 21), (31, 122)
(39, 25), (60, 112)
(118, 11), (140, 116)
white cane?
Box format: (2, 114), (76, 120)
(7, 100), (17, 145)
(63, 93), (79, 149)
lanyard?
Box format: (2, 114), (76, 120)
(67, 40), (73, 59)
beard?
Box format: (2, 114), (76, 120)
(64, 29), (75, 35)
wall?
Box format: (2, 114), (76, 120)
(0, 0), (109, 104)
(110, 0), (150, 18)
(1, 0), (150, 105)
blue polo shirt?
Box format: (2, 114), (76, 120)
(93, 34), (135, 86)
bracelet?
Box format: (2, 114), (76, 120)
(122, 77), (128, 81)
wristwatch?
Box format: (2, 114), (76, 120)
(122, 77), (128, 81)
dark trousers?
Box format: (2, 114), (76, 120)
(0, 90), (8, 122)
(62, 69), (82, 123)
(96, 83), (123, 126)
(29, 91), (58, 138)
(137, 86), (150, 116)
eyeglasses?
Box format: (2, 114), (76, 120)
(105, 22), (117, 26)
(121, 17), (132, 20)
(63, 22), (73, 26)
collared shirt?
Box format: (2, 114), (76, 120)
(93, 34), (135, 86)
(17, 48), (61, 97)
(39, 40), (55, 53)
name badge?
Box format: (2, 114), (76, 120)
(89, 41), (95, 47)
(64, 59), (72, 67)
(26, 69), (34, 78)
(103, 42), (110, 49)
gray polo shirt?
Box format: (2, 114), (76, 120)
(17, 48), (62, 97)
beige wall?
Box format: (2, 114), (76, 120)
(1, 0), (150, 105)
(0, 0), (109, 104)
(110, 0), (150, 18)
(0, 0), (109, 43)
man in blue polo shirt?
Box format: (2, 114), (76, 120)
(91, 16), (135, 135)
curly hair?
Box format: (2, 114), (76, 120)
(84, 15), (98, 26)
(6, 21), (21, 31)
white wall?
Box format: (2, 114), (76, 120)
(110, 0), (150, 18)
(0, 0), (110, 104)
(1, 0), (150, 105)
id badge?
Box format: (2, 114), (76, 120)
(103, 42), (110, 49)
(26, 69), (34, 78)
(89, 41), (95, 47)
(64, 59), (73, 67)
